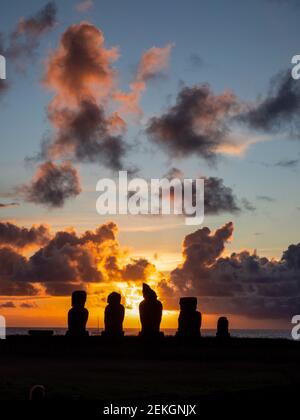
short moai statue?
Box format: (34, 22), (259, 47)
(66, 290), (89, 337)
(176, 297), (201, 340)
(102, 292), (125, 337)
(216, 316), (230, 339)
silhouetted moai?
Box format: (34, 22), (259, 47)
(102, 292), (125, 337)
(176, 297), (201, 340)
(139, 283), (163, 338)
(66, 290), (89, 337)
(216, 316), (230, 339)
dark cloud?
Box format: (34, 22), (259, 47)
(0, 247), (39, 296)
(159, 222), (300, 320)
(5, 2), (57, 69)
(0, 222), (50, 249)
(20, 161), (81, 208)
(0, 221), (160, 296)
(0, 2), (56, 99)
(20, 302), (38, 309)
(274, 158), (298, 168)
(0, 222), (119, 296)
(0, 301), (16, 308)
(0, 202), (19, 208)
(45, 100), (127, 170)
(146, 84), (238, 162)
(164, 169), (241, 215)
(238, 69), (300, 135)
(121, 258), (155, 282)
(205, 177), (241, 214)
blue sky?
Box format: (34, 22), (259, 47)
(0, 0), (300, 262)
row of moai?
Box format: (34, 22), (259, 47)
(66, 283), (230, 339)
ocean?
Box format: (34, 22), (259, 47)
(5, 327), (293, 339)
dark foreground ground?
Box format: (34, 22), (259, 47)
(0, 335), (299, 410)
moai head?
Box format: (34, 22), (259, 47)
(71, 290), (87, 308)
(179, 297), (197, 312)
(107, 292), (122, 305)
(142, 283), (157, 301)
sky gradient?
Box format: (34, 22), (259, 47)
(0, 0), (300, 330)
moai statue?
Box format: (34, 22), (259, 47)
(216, 316), (230, 339)
(66, 291), (89, 337)
(139, 283), (163, 338)
(176, 297), (201, 340)
(102, 292), (125, 337)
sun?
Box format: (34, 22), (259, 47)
(116, 283), (143, 316)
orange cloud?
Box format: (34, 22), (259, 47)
(114, 43), (174, 117)
(44, 22), (119, 106)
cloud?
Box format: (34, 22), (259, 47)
(159, 222), (300, 320)
(146, 84), (239, 162)
(0, 222), (51, 249)
(5, 2), (57, 69)
(20, 161), (81, 208)
(121, 258), (156, 282)
(0, 202), (19, 208)
(0, 220), (161, 296)
(238, 69), (300, 135)
(1, 220), (300, 320)
(205, 177), (241, 214)
(241, 198), (256, 212)
(135, 44), (174, 84)
(274, 158), (298, 168)
(37, 22), (128, 171)
(0, 222), (117, 295)
(0, 247), (39, 296)
(0, 301), (16, 308)
(114, 44), (174, 117)
(146, 70), (300, 161)
(44, 22), (118, 105)
(164, 168), (241, 215)
(20, 302), (38, 309)
(45, 100), (127, 170)
(0, 300), (39, 309)
(257, 195), (275, 202)
(189, 53), (204, 69)
(0, 2), (56, 99)
(0, 221), (157, 296)
(75, 0), (94, 13)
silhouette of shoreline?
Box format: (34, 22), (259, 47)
(4, 327), (293, 339)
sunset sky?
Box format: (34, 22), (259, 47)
(0, 0), (300, 330)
